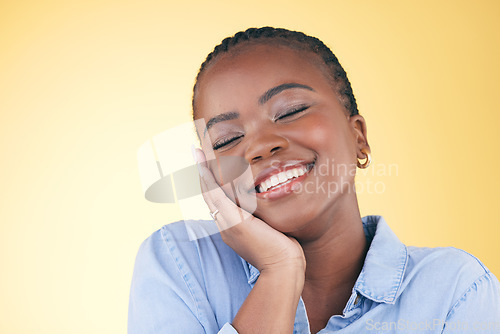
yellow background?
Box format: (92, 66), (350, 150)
(1, 0), (498, 332)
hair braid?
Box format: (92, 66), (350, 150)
(192, 27), (359, 117)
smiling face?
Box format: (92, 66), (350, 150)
(194, 42), (369, 238)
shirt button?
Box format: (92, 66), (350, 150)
(354, 295), (360, 305)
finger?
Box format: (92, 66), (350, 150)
(197, 172), (227, 232)
(193, 147), (209, 169)
(194, 149), (252, 231)
(193, 148), (218, 210)
(200, 164), (251, 231)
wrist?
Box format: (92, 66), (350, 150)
(260, 263), (305, 291)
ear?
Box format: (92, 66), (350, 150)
(348, 114), (371, 159)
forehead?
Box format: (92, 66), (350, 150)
(194, 43), (334, 118)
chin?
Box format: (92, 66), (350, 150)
(254, 205), (317, 234)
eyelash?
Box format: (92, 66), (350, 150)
(275, 105), (309, 121)
(213, 135), (243, 150)
(212, 105), (310, 150)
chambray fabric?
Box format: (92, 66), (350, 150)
(128, 216), (500, 333)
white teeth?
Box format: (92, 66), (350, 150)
(278, 172), (287, 183)
(270, 175), (279, 187)
(257, 165), (310, 193)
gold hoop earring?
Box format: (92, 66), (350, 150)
(357, 148), (371, 169)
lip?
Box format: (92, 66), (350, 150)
(251, 159), (315, 200)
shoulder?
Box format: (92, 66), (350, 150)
(134, 219), (244, 277)
(406, 245), (489, 279)
(135, 220), (224, 257)
(407, 246), (489, 278)
(132, 220), (252, 296)
(129, 220), (252, 332)
(403, 246), (500, 323)
(402, 245), (496, 307)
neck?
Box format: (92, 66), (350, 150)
(297, 193), (368, 315)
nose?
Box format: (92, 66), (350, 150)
(244, 132), (289, 163)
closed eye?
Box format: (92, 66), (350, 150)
(212, 134), (243, 150)
(275, 105), (310, 121)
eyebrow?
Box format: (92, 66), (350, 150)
(258, 82), (315, 105)
(203, 83), (315, 136)
(204, 111), (239, 136)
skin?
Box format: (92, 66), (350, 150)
(193, 43), (371, 334)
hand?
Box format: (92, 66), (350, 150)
(193, 148), (306, 274)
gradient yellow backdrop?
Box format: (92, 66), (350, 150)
(1, 0), (499, 332)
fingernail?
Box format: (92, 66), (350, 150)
(191, 144), (198, 163)
(190, 145), (203, 176)
(197, 163), (204, 177)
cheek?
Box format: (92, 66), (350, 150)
(209, 156), (251, 185)
(208, 156), (256, 209)
(301, 113), (355, 160)
(300, 113), (358, 186)
(217, 166), (258, 214)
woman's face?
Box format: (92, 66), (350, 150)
(195, 43), (368, 236)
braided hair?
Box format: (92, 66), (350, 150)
(192, 26), (359, 118)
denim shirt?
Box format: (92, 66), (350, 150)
(128, 216), (500, 333)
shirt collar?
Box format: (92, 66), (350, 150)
(242, 215), (408, 304)
(354, 215), (408, 304)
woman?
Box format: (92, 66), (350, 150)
(128, 27), (500, 333)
